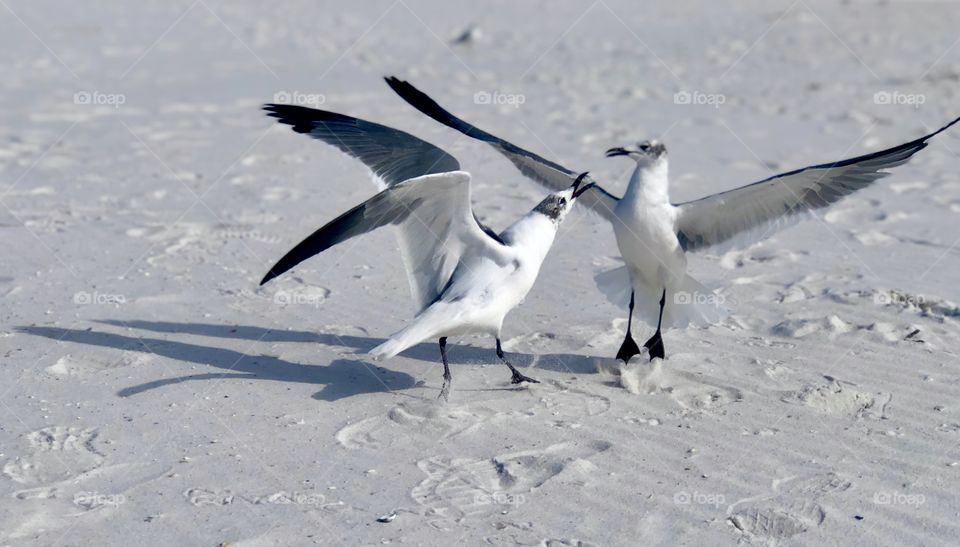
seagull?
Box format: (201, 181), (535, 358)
(259, 103), (595, 399)
(384, 76), (960, 363)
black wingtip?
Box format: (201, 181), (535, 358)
(259, 271), (277, 286)
(262, 103), (294, 116)
(901, 113), (960, 151)
(927, 113), (960, 140)
(384, 76), (412, 95)
(262, 103), (327, 134)
(383, 77), (444, 117)
(821, 112), (960, 171)
(384, 77), (420, 107)
(260, 260), (288, 286)
(383, 76), (490, 142)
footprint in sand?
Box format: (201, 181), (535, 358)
(185, 487), (236, 506)
(528, 380), (611, 423)
(45, 352), (153, 377)
(3, 427), (105, 494)
(131, 222), (280, 270)
(1, 426), (179, 540)
(772, 315), (853, 338)
(780, 377), (890, 419)
(335, 401), (498, 450)
(728, 472), (852, 542)
(336, 382), (611, 450)
(0, 426), (157, 540)
(412, 440), (612, 530)
(213, 224), (282, 244)
(335, 416), (383, 450)
(718, 246), (806, 270)
(610, 360), (743, 414)
(183, 487), (346, 514)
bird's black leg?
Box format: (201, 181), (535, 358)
(438, 337), (452, 401)
(496, 338), (539, 385)
(642, 289), (666, 361)
(616, 291), (642, 363)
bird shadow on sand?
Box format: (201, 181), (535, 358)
(17, 325), (416, 401)
(17, 321), (600, 401)
(93, 320), (601, 374)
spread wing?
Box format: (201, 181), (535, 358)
(261, 171), (509, 312)
(262, 104), (511, 310)
(675, 116), (960, 253)
(384, 76), (620, 221)
(264, 103), (460, 189)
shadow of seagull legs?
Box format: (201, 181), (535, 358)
(17, 326), (417, 401)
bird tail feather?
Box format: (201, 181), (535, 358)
(594, 265), (633, 309)
(594, 266), (728, 329)
(665, 274), (729, 328)
(369, 337), (409, 360)
(369, 307), (444, 360)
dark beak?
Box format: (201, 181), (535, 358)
(571, 172), (595, 198)
(605, 147), (629, 157)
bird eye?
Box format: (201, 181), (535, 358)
(640, 143), (650, 151)
(558, 197), (567, 207)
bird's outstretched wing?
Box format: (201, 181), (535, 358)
(674, 116), (960, 254)
(261, 171), (509, 312)
(384, 76), (620, 221)
(264, 104), (460, 189)
(262, 105), (511, 310)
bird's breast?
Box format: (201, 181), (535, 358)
(613, 203), (683, 269)
(445, 254), (533, 311)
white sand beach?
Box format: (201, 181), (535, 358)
(1, 1), (959, 544)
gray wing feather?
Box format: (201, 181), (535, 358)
(261, 171), (508, 312)
(261, 189), (414, 286)
(264, 104), (460, 188)
(384, 77), (620, 221)
(676, 116), (960, 253)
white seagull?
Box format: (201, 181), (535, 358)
(384, 77), (960, 363)
(259, 104), (595, 399)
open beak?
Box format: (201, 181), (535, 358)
(571, 172), (596, 198)
(605, 147), (629, 157)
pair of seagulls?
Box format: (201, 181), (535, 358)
(260, 77), (959, 399)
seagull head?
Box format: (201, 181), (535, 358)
(605, 139), (667, 166)
(533, 172), (594, 223)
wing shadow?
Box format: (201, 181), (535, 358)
(17, 326), (417, 401)
(95, 320), (601, 375)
